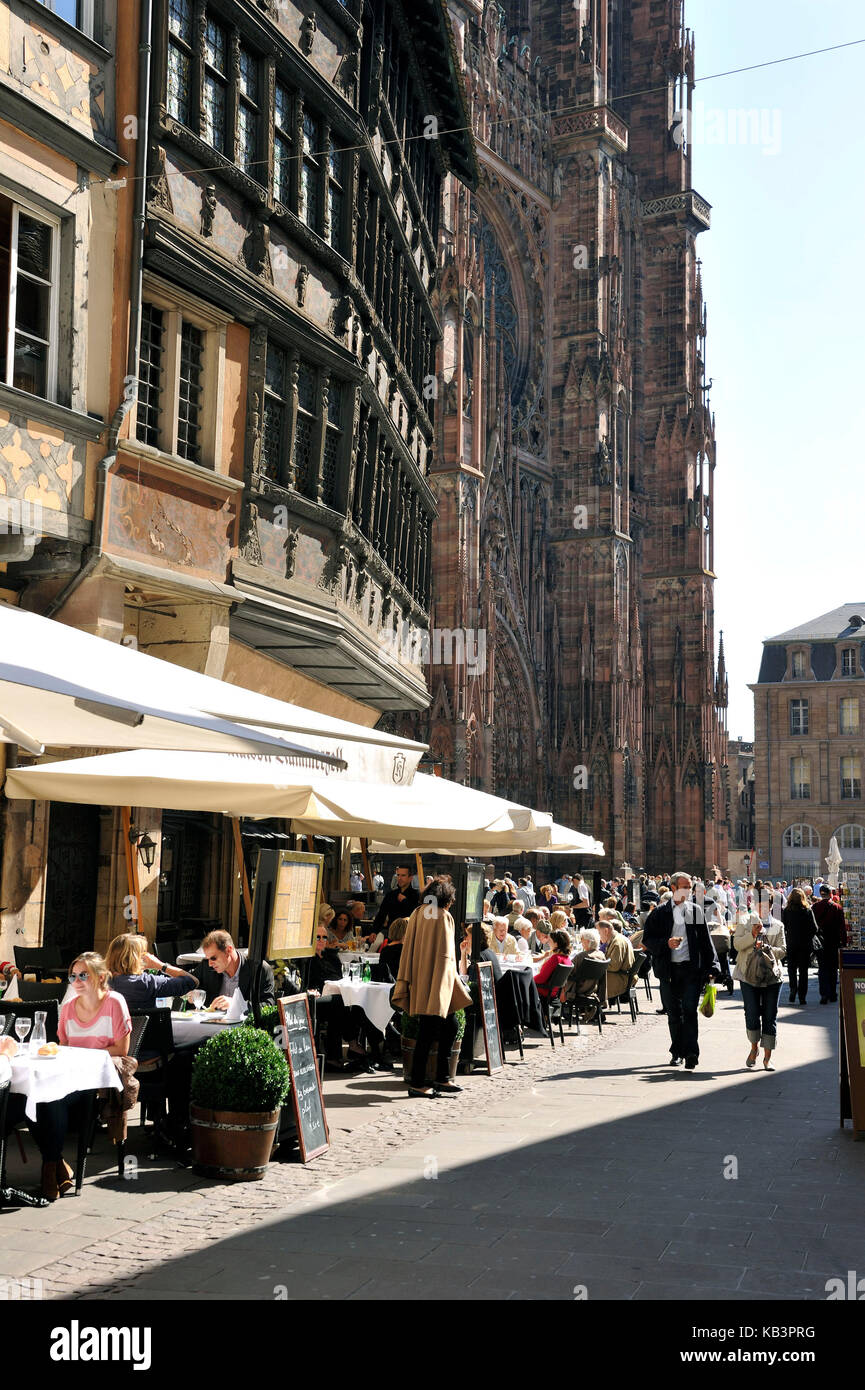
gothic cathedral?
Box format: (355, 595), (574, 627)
(406, 0), (729, 874)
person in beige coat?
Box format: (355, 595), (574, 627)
(392, 877), (472, 1098)
(598, 912), (635, 1002)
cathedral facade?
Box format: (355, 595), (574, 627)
(410, 0), (729, 874)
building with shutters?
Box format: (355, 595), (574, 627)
(751, 605), (865, 882)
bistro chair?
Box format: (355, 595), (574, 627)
(538, 964), (573, 1048)
(0, 1015), (13, 1037)
(636, 950), (654, 1001)
(131, 1009), (175, 1129)
(565, 958), (609, 1035)
(18, 980), (67, 1004)
(611, 957), (643, 1024)
(112, 1015), (151, 1181)
(13, 947), (64, 982)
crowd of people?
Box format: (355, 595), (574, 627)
(1, 861), (849, 1194)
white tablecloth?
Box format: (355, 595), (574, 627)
(321, 980), (394, 1034)
(175, 950), (205, 966)
(10, 1046), (121, 1122)
(171, 1013), (244, 1048)
(501, 959), (541, 976)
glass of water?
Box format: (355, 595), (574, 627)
(191, 989), (206, 1012)
(14, 1016), (30, 1055)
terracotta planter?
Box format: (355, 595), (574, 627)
(400, 1037), (462, 1086)
(190, 1104), (280, 1182)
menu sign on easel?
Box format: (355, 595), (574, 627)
(277, 995), (329, 1163)
(476, 961), (504, 1074)
(266, 850), (323, 959)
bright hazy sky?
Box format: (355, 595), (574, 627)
(684, 0), (865, 741)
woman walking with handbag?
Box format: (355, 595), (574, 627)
(782, 886), (819, 1004)
(733, 911), (785, 1071)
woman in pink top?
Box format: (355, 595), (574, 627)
(32, 951), (130, 1201)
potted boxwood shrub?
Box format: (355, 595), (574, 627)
(190, 1026), (290, 1182)
(400, 1010), (465, 1085)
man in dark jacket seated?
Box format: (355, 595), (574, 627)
(193, 930), (275, 1011)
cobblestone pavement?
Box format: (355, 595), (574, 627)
(3, 976), (864, 1301)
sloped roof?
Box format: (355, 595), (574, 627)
(765, 604), (865, 643)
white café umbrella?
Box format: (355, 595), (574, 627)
(5, 755), (553, 848)
(826, 835), (843, 890)
(348, 821), (605, 859)
(0, 603), (424, 777)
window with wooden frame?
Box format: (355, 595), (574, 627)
(841, 756), (862, 801)
(167, 0), (194, 127)
(202, 15), (229, 154)
(840, 697), (860, 736)
(258, 339), (347, 507)
(841, 646), (859, 678)
(35, 0), (97, 39)
(273, 81), (293, 208)
(237, 43), (260, 177)
(790, 756), (811, 801)
(0, 192), (60, 402)
(134, 288), (226, 470)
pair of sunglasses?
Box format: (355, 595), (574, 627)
(68, 971), (90, 982)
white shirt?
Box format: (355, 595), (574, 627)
(577, 881), (590, 904)
(671, 901), (691, 963)
(350, 873), (364, 892)
(515, 936), (530, 955)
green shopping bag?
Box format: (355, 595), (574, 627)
(699, 982), (717, 1018)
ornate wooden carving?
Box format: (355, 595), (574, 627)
(284, 525), (299, 578)
(296, 263), (309, 306)
(149, 146), (174, 213)
(240, 500), (263, 564)
(300, 12), (317, 56)
(200, 182), (217, 237)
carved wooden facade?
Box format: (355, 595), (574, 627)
(411, 0), (728, 873)
(141, 0), (477, 711)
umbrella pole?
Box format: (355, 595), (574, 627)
(415, 852), (425, 889)
(359, 837), (373, 893)
(231, 818), (253, 925)
(121, 807), (143, 932)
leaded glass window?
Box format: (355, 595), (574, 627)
(293, 361), (317, 496)
(327, 140), (344, 252)
(237, 46), (259, 177)
(167, 0), (193, 125)
(322, 378), (342, 508)
(262, 344), (287, 482)
(274, 83), (293, 206)
(137, 303), (164, 447)
(475, 214), (522, 401)
(301, 114), (321, 234)
(177, 320), (203, 462)
(203, 17), (228, 153)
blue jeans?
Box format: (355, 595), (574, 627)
(740, 981), (780, 1050)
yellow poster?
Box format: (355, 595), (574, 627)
(269, 853), (322, 958)
(854, 980), (865, 1068)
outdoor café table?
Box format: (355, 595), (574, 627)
(9, 1045), (121, 1122)
(175, 949), (205, 967)
(497, 960), (543, 1032)
(170, 1012), (246, 1049)
(321, 979), (394, 1035)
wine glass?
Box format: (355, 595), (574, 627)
(191, 989), (206, 1012)
(14, 1017), (30, 1054)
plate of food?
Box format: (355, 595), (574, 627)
(36, 1043), (60, 1058)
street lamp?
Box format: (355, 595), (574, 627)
(129, 828), (157, 871)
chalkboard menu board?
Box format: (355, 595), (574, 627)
(277, 995), (329, 1163)
(476, 961), (504, 1074)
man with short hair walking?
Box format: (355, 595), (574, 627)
(643, 871), (718, 1070)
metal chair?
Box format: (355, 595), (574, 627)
(636, 950), (654, 1001)
(612, 957), (643, 1023)
(564, 958), (609, 1035)
(538, 964), (573, 1048)
(0, 1014), (13, 1037)
(13, 947), (63, 982)
(113, 1015), (150, 1180)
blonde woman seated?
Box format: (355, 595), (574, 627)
(106, 933), (197, 1011)
(549, 909), (576, 954)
